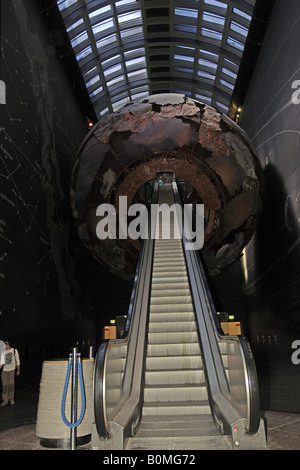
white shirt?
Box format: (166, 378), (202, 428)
(0, 348), (20, 372)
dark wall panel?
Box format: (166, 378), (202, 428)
(0, 0), (96, 373)
(238, 0), (300, 412)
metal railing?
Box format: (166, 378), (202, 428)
(174, 180), (262, 438)
(93, 184), (158, 440)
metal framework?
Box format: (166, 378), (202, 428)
(57, 0), (256, 119)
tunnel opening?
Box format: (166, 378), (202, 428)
(113, 170), (215, 257)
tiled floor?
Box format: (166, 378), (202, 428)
(0, 384), (299, 451)
(263, 411), (300, 450)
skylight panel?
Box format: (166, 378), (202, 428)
(230, 21), (249, 37)
(227, 36), (245, 51)
(198, 58), (218, 69)
(116, 0), (138, 9)
(120, 26), (143, 39)
(223, 58), (239, 70)
(131, 91), (148, 100)
(174, 54), (194, 62)
(90, 86), (103, 99)
(203, 0), (227, 11)
(233, 8), (252, 22)
(71, 31), (88, 48)
(215, 100), (229, 112)
(112, 97), (130, 111)
(201, 27), (223, 41)
(86, 74), (100, 88)
(199, 49), (219, 61)
(124, 48), (145, 58)
(83, 66), (97, 77)
(76, 46), (92, 61)
(220, 78), (234, 89)
(131, 85), (149, 94)
(175, 66), (194, 74)
(96, 34), (118, 50)
(125, 57), (146, 69)
(177, 46), (195, 52)
(100, 107), (109, 116)
(102, 55), (122, 67)
(197, 70), (216, 81)
(174, 8), (198, 19)
(174, 24), (197, 34)
(127, 69), (148, 82)
(67, 18), (84, 32)
(57, 0), (78, 12)
(89, 5), (112, 20)
(131, 87), (149, 100)
(195, 93), (212, 105)
(221, 67), (237, 79)
(104, 64), (122, 78)
(203, 12), (225, 27)
(118, 10), (141, 24)
(92, 19), (114, 36)
(106, 75), (125, 89)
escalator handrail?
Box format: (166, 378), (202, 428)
(93, 242), (144, 437)
(234, 334), (261, 434)
(94, 340), (109, 437)
(93, 183), (158, 438)
(191, 244), (261, 434)
(172, 181), (261, 435)
(182, 233), (240, 427)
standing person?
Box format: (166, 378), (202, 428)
(0, 340), (20, 406)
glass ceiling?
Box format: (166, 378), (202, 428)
(57, 0), (256, 120)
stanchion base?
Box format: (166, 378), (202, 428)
(40, 434), (91, 449)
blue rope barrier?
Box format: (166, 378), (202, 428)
(61, 360), (86, 428)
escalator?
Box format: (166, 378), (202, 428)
(92, 178), (267, 451)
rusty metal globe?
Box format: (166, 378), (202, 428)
(70, 94), (262, 280)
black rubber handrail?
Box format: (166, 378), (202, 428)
(94, 340), (109, 437)
(194, 249), (262, 434)
(237, 335), (261, 434)
(194, 247), (262, 434)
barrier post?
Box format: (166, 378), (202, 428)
(71, 348), (78, 450)
(61, 348), (86, 449)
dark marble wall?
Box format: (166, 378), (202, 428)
(237, 0), (300, 412)
(0, 0), (132, 380)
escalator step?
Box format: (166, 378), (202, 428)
(147, 342), (201, 357)
(134, 414), (221, 438)
(150, 288), (192, 298)
(150, 296), (193, 305)
(149, 303), (194, 313)
(148, 320), (197, 333)
(142, 400), (211, 416)
(149, 311), (195, 322)
(147, 330), (199, 344)
(145, 368), (206, 385)
(151, 276), (189, 283)
(144, 383), (208, 402)
(146, 354), (203, 370)
(150, 282), (190, 290)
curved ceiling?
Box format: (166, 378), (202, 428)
(55, 0), (258, 121)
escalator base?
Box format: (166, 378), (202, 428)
(125, 413), (234, 449)
(125, 434), (233, 450)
